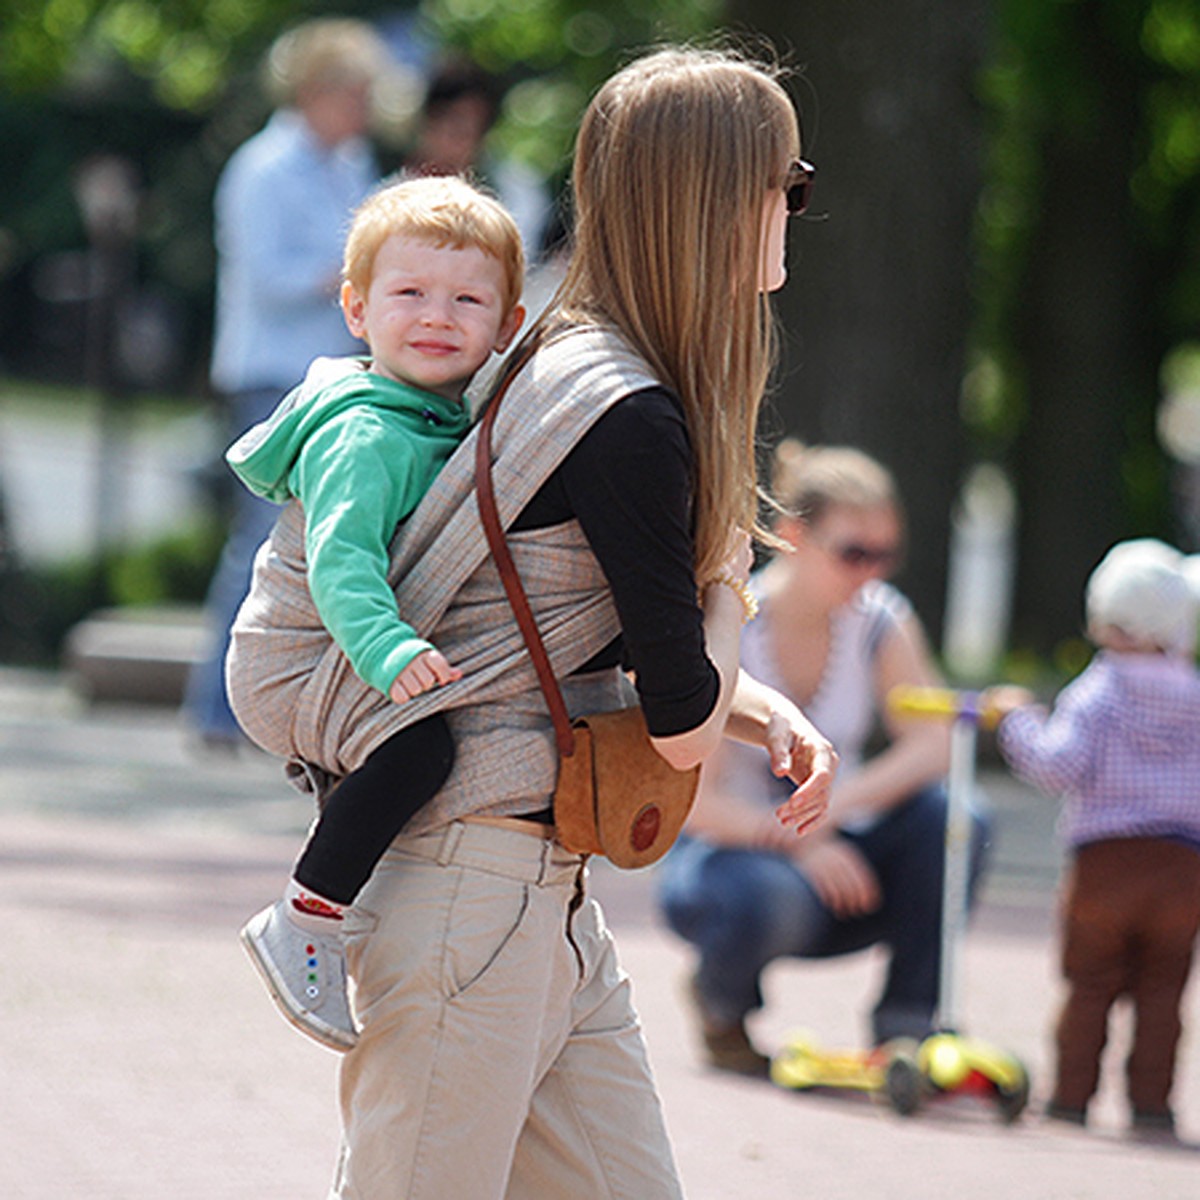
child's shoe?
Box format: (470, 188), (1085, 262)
(240, 901), (358, 1052)
(1042, 1100), (1088, 1129)
(1130, 1109), (1180, 1146)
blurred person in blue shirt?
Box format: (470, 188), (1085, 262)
(185, 17), (391, 746)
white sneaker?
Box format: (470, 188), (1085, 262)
(240, 901), (358, 1052)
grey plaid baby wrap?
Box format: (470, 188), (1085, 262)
(225, 325), (662, 832)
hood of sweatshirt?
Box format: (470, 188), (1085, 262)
(226, 356), (472, 504)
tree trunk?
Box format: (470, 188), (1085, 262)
(735, 2), (991, 640)
(1008, 5), (1154, 652)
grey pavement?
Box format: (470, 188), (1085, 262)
(2, 665), (1199, 1198)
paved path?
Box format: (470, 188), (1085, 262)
(2, 667), (1198, 1198)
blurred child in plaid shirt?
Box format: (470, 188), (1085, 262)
(989, 539), (1200, 1142)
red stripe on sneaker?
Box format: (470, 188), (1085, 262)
(291, 897), (344, 921)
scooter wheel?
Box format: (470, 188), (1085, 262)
(995, 1062), (1031, 1124)
(883, 1045), (924, 1117)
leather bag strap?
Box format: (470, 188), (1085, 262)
(473, 345), (577, 758)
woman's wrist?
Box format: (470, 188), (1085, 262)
(751, 809), (789, 851)
(752, 805), (813, 851)
(761, 811), (835, 852)
(703, 572), (759, 624)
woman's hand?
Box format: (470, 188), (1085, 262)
(765, 709), (837, 837)
(388, 649), (462, 704)
(791, 836), (882, 918)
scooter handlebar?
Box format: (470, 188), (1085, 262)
(886, 685), (1003, 729)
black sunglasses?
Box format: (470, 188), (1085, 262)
(785, 159), (816, 217)
(819, 539), (900, 571)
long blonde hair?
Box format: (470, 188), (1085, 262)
(551, 46), (800, 581)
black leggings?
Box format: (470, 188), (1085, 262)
(293, 715), (454, 905)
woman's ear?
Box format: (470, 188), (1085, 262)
(774, 513), (806, 552)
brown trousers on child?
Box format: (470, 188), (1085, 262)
(1054, 837), (1200, 1117)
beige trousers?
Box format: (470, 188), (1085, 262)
(329, 821), (683, 1199)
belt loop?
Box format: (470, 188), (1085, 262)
(535, 837), (551, 885)
(438, 822), (465, 866)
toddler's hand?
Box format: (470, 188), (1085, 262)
(982, 684), (1037, 718)
(389, 649), (463, 704)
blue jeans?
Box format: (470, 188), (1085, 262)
(657, 784), (990, 1044)
(182, 387), (282, 742)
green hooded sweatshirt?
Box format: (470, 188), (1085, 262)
(227, 361), (472, 696)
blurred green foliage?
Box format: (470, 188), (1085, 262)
(1, 1), (342, 106)
(419, 0), (722, 174)
(0, 0), (720, 167)
(0, 0), (722, 387)
(970, 0), (1200, 452)
(0, 517), (224, 664)
(10, 0), (1197, 414)
(0, 0), (725, 662)
(6, 0), (1200, 672)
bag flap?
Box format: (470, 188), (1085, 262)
(588, 708), (700, 869)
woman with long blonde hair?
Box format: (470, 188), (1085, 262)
(230, 43), (835, 1197)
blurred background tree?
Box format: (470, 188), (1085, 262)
(3, 0), (1200, 669)
(730, 0), (990, 644)
(971, 0), (1200, 656)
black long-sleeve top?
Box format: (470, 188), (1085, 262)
(512, 386), (720, 737)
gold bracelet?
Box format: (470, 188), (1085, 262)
(708, 572), (759, 623)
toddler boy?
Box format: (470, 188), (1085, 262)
(235, 175), (525, 1051)
(990, 539), (1200, 1141)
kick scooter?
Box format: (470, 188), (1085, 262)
(771, 686), (1031, 1121)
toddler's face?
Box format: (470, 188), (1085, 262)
(342, 234), (523, 400)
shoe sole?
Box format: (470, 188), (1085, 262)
(239, 909), (358, 1054)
